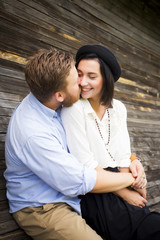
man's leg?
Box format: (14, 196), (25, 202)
(13, 202), (103, 240)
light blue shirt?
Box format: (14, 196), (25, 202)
(4, 93), (97, 214)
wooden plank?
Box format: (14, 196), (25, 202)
(0, 0), (160, 79)
(115, 85), (159, 103)
(147, 186), (160, 201)
(1, 0), (158, 69)
(0, 210), (13, 224)
(115, 93), (160, 110)
(93, 0), (160, 39)
(0, 151), (5, 160)
(82, 0), (160, 47)
(0, 201), (9, 212)
(0, 66), (25, 80)
(0, 219), (19, 235)
(0, 107), (14, 117)
(0, 189), (7, 201)
(0, 123), (9, 134)
(0, 9), (81, 50)
(0, 0), (159, 231)
(0, 57), (25, 72)
(0, 93), (20, 102)
(59, 0), (160, 53)
(0, 75), (29, 96)
(116, 81), (159, 99)
(0, 17), (79, 54)
(0, 116), (10, 126)
(0, 176), (6, 190)
(0, 1), (81, 54)
(0, 229), (31, 240)
(0, 99), (20, 109)
(149, 202), (160, 213)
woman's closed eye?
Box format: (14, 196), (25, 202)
(89, 75), (97, 80)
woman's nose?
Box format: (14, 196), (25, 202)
(80, 76), (88, 86)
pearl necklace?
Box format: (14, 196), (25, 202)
(94, 109), (115, 161)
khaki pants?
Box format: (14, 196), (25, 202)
(13, 202), (103, 240)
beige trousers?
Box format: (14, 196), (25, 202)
(13, 202), (103, 240)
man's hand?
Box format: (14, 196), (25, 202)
(129, 159), (147, 188)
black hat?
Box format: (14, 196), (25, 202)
(76, 45), (121, 82)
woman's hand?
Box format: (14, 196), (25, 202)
(124, 189), (147, 207)
(115, 188), (147, 208)
(129, 159), (147, 188)
(133, 186), (147, 199)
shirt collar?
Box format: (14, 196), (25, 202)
(81, 99), (116, 117)
(81, 99), (115, 122)
(28, 93), (59, 119)
(81, 99), (95, 114)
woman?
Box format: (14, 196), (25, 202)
(61, 45), (160, 240)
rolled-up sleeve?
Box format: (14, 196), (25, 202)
(20, 134), (97, 197)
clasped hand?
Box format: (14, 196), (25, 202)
(129, 159), (147, 189)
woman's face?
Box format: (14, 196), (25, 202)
(77, 59), (103, 102)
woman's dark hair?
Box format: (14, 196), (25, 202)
(76, 53), (114, 107)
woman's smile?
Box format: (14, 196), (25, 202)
(77, 59), (103, 102)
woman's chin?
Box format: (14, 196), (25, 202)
(80, 92), (90, 99)
(80, 95), (89, 99)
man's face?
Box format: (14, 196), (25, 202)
(63, 65), (81, 107)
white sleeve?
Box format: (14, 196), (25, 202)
(115, 101), (131, 167)
(61, 101), (98, 169)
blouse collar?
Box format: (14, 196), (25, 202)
(81, 99), (116, 120)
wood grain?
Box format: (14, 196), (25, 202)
(0, 0), (159, 238)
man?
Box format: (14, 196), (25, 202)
(4, 48), (145, 240)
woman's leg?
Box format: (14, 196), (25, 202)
(81, 167), (160, 240)
(135, 212), (160, 240)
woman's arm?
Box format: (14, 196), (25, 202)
(115, 101), (147, 189)
(114, 101), (131, 168)
(113, 188), (147, 207)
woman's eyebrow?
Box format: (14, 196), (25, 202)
(88, 72), (97, 75)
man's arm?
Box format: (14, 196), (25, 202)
(91, 167), (135, 193)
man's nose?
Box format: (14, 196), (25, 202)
(77, 77), (81, 85)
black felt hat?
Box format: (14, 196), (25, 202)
(76, 45), (121, 82)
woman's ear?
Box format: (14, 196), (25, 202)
(54, 91), (65, 103)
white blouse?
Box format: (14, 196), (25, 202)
(61, 99), (131, 169)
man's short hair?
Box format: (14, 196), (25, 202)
(25, 48), (74, 102)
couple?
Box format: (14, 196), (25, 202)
(4, 45), (160, 240)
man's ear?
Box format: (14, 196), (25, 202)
(54, 91), (65, 103)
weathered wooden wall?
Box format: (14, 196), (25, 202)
(0, 0), (160, 239)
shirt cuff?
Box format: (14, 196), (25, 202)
(86, 161), (99, 169)
(118, 159), (131, 168)
(82, 167), (97, 195)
